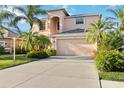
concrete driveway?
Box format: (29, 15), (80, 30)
(0, 56), (100, 88)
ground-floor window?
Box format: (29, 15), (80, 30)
(0, 41), (5, 47)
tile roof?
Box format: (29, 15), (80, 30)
(58, 29), (85, 34)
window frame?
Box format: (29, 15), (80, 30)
(75, 18), (85, 24)
(40, 21), (46, 31)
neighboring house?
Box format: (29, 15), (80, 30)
(0, 28), (20, 53)
(33, 8), (101, 56)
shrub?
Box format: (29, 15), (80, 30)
(16, 47), (28, 54)
(27, 50), (49, 58)
(95, 50), (124, 72)
(98, 31), (124, 52)
(0, 46), (5, 55)
(45, 48), (56, 56)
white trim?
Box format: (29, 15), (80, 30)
(54, 38), (57, 49)
(55, 36), (86, 40)
(52, 32), (87, 37)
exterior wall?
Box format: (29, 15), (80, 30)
(1, 29), (17, 38)
(0, 38), (22, 53)
(32, 19), (50, 36)
(8, 31), (18, 37)
(32, 23), (40, 32)
(63, 15), (100, 32)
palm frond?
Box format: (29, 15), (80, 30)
(11, 16), (27, 26)
(13, 6), (27, 15)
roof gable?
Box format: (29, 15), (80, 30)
(46, 8), (69, 16)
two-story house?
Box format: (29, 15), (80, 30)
(32, 8), (101, 56)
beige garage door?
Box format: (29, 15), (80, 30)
(56, 38), (95, 56)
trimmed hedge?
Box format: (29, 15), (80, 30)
(27, 50), (49, 59)
(16, 47), (28, 54)
(95, 50), (124, 72)
(45, 48), (56, 56)
(0, 46), (5, 55)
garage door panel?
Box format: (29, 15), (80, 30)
(56, 38), (95, 56)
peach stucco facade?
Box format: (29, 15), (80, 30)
(33, 9), (100, 35)
(32, 8), (100, 56)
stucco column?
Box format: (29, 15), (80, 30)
(59, 18), (63, 33)
(48, 16), (51, 37)
(48, 21), (51, 37)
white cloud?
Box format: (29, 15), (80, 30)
(52, 5), (69, 9)
(51, 5), (75, 15)
(61, 5), (68, 9)
(0, 6), (25, 16)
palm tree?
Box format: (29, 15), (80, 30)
(87, 19), (112, 43)
(19, 30), (51, 51)
(19, 30), (34, 51)
(32, 35), (51, 51)
(0, 5), (48, 51)
(0, 10), (14, 38)
(108, 6), (124, 31)
(3, 5), (46, 31)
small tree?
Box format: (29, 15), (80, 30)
(20, 30), (51, 51)
(86, 19), (115, 44)
(98, 30), (124, 52)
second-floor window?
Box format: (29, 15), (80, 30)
(76, 18), (84, 24)
(40, 22), (46, 30)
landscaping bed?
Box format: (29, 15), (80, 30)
(0, 55), (37, 70)
(99, 72), (124, 81)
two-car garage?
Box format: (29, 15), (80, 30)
(53, 34), (96, 57)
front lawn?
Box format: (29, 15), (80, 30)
(99, 71), (124, 81)
(0, 55), (37, 70)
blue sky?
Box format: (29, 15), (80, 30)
(17, 5), (118, 31)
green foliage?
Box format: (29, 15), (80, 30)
(86, 19), (115, 44)
(95, 50), (124, 72)
(45, 48), (56, 56)
(16, 47), (28, 54)
(108, 6), (124, 31)
(32, 35), (51, 51)
(98, 31), (124, 51)
(2, 6), (46, 31)
(27, 50), (49, 59)
(0, 45), (5, 55)
(20, 30), (34, 51)
(20, 31), (51, 52)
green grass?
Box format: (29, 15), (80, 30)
(0, 54), (37, 70)
(99, 71), (124, 81)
